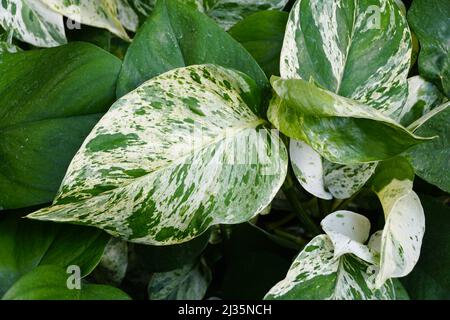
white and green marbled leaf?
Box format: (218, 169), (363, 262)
(0, 28), (20, 53)
(128, 0), (288, 30)
(41, 0), (133, 40)
(265, 211), (395, 300)
(148, 260), (211, 300)
(0, 0), (66, 47)
(94, 238), (129, 285)
(370, 157), (425, 288)
(117, 0), (139, 32)
(400, 76), (447, 127)
(203, 0), (289, 30)
(27, 64), (288, 245)
(281, 0), (412, 199)
(289, 140), (377, 199)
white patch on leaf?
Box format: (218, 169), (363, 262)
(289, 140), (332, 200)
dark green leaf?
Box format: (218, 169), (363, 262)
(0, 213), (109, 296)
(408, 0), (450, 97)
(402, 196), (450, 299)
(134, 230), (210, 272)
(406, 103), (450, 193)
(2, 265), (130, 300)
(116, 0), (268, 97)
(228, 11), (288, 77)
(0, 43), (122, 210)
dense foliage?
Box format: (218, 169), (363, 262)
(0, 0), (449, 300)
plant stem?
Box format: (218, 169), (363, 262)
(282, 171), (321, 236)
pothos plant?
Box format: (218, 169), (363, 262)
(0, 0), (449, 300)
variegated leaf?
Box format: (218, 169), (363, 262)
(117, 0), (139, 32)
(128, 0), (288, 30)
(0, 0), (66, 47)
(264, 235), (395, 300)
(27, 64), (288, 245)
(41, 0), (131, 41)
(203, 0), (289, 30)
(116, 0), (268, 98)
(321, 211), (377, 264)
(94, 238), (128, 285)
(268, 77), (428, 164)
(323, 161), (377, 200)
(289, 140), (332, 200)
(400, 76), (447, 127)
(281, 0), (412, 199)
(289, 140), (377, 199)
(281, 0), (411, 115)
(148, 261), (211, 300)
(0, 29), (19, 53)
(371, 157), (425, 288)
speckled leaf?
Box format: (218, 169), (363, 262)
(116, 0), (268, 97)
(408, 0), (450, 97)
(289, 139), (377, 199)
(281, 0), (411, 116)
(0, 29), (19, 53)
(323, 161), (377, 200)
(268, 77), (428, 164)
(228, 10), (289, 77)
(289, 140), (332, 200)
(400, 76), (447, 127)
(281, 0), (412, 199)
(41, 0), (131, 41)
(117, 0), (139, 32)
(0, 213), (109, 296)
(2, 265), (130, 300)
(27, 64), (288, 245)
(0, 43), (122, 210)
(0, 0), (66, 47)
(264, 235), (396, 300)
(93, 238), (128, 286)
(321, 211), (377, 264)
(371, 157), (425, 288)
(148, 261), (211, 300)
(202, 0), (289, 30)
(405, 101), (450, 193)
(128, 0), (288, 30)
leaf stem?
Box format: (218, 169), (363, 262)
(282, 171), (321, 236)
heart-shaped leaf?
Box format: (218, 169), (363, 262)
(28, 64), (288, 245)
(2, 265), (130, 300)
(0, 43), (121, 210)
(116, 0), (268, 97)
(0, 0), (66, 47)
